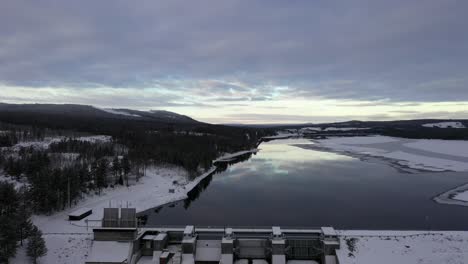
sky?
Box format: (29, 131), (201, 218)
(0, 0), (467, 124)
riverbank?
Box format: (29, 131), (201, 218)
(213, 149), (259, 163)
(302, 136), (468, 172)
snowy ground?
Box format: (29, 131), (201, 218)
(12, 234), (92, 264)
(422, 122), (466, 128)
(337, 230), (468, 264)
(32, 165), (216, 234)
(309, 136), (468, 172)
(9, 164), (216, 264)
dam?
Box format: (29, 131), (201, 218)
(85, 222), (340, 264)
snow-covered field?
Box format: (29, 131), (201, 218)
(422, 122), (466, 128)
(12, 234), (92, 264)
(404, 140), (468, 158)
(311, 136), (468, 172)
(337, 230), (468, 264)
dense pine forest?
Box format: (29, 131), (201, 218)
(0, 181), (42, 263)
(0, 118), (271, 215)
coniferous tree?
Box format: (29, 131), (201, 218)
(96, 159), (108, 194)
(121, 156), (130, 186)
(27, 225), (47, 264)
(111, 156), (121, 185)
(17, 186), (33, 246)
(0, 182), (20, 262)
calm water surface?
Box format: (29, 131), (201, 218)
(143, 138), (468, 230)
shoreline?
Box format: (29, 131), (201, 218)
(33, 146), (260, 233)
(433, 183), (468, 207)
(291, 137), (468, 207)
(293, 142), (436, 174)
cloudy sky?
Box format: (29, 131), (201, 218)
(1, 0), (467, 124)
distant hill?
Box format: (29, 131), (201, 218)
(247, 119), (468, 129)
(0, 103), (198, 123)
(0, 103), (202, 133)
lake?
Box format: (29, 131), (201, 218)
(142, 138), (468, 230)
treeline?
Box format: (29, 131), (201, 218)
(120, 129), (263, 177)
(0, 127), (45, 147)
(0, 181), (47, 263)
(0, 144), (133, 213)
(379, 127), (468, 140)
(49, 138), (115, 160)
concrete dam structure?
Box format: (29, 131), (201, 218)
(85, 209), (340, 264)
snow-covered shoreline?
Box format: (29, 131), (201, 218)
(337, 230), (468, 264)
(213, 149), (259, 163)
(295, 135), (468, 208)
(306, 136), (468, 172)
(433, 183), (468, 207)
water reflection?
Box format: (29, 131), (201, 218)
(141, 139), (468, 230)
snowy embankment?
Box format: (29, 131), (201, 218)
(422, 121), (466, 128)
(213, 149), (259, 163)
(10, 165), (217, 264)
(311, 136), (468, 172)
(434, 182), (468, 207)
(32, 166), (217, 234)
(300, 127), (371, 133)
(336, 230), (468, 264)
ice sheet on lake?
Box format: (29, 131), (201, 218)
(313, 136), (468, 172)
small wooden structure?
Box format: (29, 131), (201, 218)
(68, 208), (92, 221)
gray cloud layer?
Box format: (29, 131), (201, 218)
(1, 0), (467, 104)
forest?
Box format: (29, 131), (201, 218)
(0, 120), (271, 214)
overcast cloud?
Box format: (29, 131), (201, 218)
(0, 0), (467, 123)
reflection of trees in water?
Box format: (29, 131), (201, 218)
(183, 152), (254, 209)
(137, 152), (256, 224)
(184, 174), (213, 209)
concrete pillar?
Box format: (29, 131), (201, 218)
(182, 225), (197, 254)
